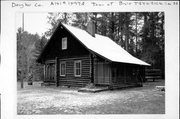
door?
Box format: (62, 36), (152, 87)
(95, 62), (111, 85)
(46, 63), (55, 81)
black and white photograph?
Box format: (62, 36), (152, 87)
(16, 12), (165, 114)
(1, 0), (179, 119)
(0, 93), (1, 119)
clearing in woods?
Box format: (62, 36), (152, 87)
(17, 80), (165, 114)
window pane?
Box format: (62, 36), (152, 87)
(78, 68), (80, 75)
(78, 63), (80, 69)
(60, 63), (66, 76)
(61, 66), (63, 75)
(76, 63), (78, 69)
(76, 69), (78, 75)
(78, 69), (80, 75)
(62, 64), (64, 75)
(75, 61), (81, 76)
(63, 69), (65, 75)
(62, 64), (65, 69)
(62, 37), (67, 50)
(77, 63), (79, 69)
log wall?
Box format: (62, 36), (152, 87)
(111, 63), (141, 89)
(58, 56), (91, 87)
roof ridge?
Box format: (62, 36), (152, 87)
(62, 23), (86, 32)
(62, 23), (105, 37)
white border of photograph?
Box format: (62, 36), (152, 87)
(1, 1), (179, 119)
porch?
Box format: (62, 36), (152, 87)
(42, 58), (145, 89)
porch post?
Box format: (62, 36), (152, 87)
(90, 54), (94, 83)
(124, 64), (127, 85)
(109, 62), (113, 89)
(142, 66), (145, 82)
(139, 66), (145, 84)
(55, 57), (59, 87)
(43, 64), (46, 82)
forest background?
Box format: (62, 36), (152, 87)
(17, 12), (165, 81)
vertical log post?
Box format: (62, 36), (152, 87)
(109, 63), (113, 90)
(139, 66), (143, 86)
(43, 64), (46, 82)
(90, 54), (94, 83)
(20, 69), (23, 89)
(21, 13), (24, 89)
(124, 64), (127, 86)
(56, 57), (59, 87)
(141, 66), (145, 83)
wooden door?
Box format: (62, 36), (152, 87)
(95, 62), (111, 85)
(46, 63), (55, 81)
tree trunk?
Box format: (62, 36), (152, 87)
(111, 12), (115, 40)
(125, 13), (129, 52)
(135, 12), (138, 53)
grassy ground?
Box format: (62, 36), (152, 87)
(17, 80), (165, 114)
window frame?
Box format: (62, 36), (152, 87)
(74, 60), (82, 77)
(60, 61), (66, 77)
(62, 37), (67, 50)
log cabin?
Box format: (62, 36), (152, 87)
(37, 21), (150, 89)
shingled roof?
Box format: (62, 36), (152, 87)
(62, 23), (150, 66)
(38, 23), (150, 66)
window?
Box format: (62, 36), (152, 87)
(60, 62), (66, 76)
(62, 37), (67, 50)
(74, 60), (81, 77)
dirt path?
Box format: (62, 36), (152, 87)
(17, 81), (165, 114)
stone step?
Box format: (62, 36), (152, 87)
(78, 86), (109, 93)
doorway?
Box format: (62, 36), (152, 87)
(95, 62), (111, 85)
(46, 63), (55, 82)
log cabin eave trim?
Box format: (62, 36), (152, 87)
(112, 61), (148, 67)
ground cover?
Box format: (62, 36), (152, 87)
(17, 80), (165, 114)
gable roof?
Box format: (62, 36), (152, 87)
(62, 23), (150, 66)
(37, 22), (150, 66)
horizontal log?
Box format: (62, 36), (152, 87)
(145, 69), (161, 71)
(59, 80), (91, 87)
(59, 56), (90, 61)
(145, 76), (161, 79)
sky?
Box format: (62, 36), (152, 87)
(16, 12), (51, 36)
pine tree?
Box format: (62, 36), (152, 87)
(31, 36), (48, 81)
(45, 13), (73, 37)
